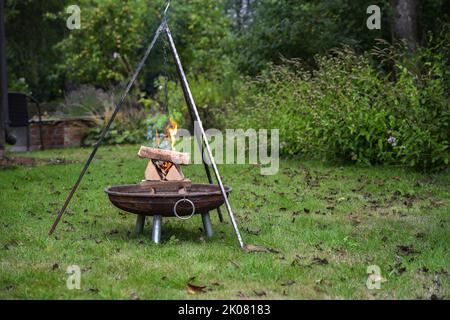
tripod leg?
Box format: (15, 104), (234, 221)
(151, 215), (162, 244)
(201, 212), (213, 237)
(201, 143), (224, 222)
(135, 214), (145, 234)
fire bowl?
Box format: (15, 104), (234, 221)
(105, 183), (231, 217)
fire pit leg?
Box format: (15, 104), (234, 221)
(201, 212), (213, 237)
(135, 214), (146, 234)
(152, 215), (162, 244)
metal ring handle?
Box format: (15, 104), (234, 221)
(173, 198), (195, 220)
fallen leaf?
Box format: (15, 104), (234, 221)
(244, 244), (280, 254)
(415, 232), (425, 239)
(281, 280), (296, 286)
(419, 266), (429, 273)
(367, 292), (377, 300)
(389, 262), (407, 276)
(186, 283), (206, 295)
(397, 266), (407, 274)
(63, 225), (76, 232)
(87, 288), (99, 293)
(430, 199), (444, 207)
(229, 260), (240, 268)
(396, 244), (417, 256)
(253, 290), (267, 297)
(130, 292), (140, 300)
(106, 229), (119, 236)
(81, 267), (91, 273)
(348, 213), (361, 226)
(311, 257), (329, 265)
(245, 227), (261, 235)
(4, 240), (22, 250)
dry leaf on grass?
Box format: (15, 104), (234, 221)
(281, 280), (296, 286)
(396, 244), (418, 256)
(130, 292), (140, 300)
(253, 290), (267, 297)
(311, 257), (329, 265)
(245, 227), (261, 235)
(186, 283), (207, 295)
(244, 244), (280, 254)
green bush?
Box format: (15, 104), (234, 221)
(82, 101), (149, 146)
(164, 64), (241, 130)
(83, 118), (146, 146)
(70, 85), (151, 146)
(226, 39), (449, 171)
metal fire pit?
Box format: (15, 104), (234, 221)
(105, 183), (231, 243)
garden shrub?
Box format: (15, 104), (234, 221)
(226, 38), (449, 171)
(69, 72), (238, 147)
(61, 85), (151, 146)
(165, 65), (241, 130)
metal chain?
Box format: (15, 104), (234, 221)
(163, 1), (171, 17)
(162, 30), (169, 115)
(161, 1), (170, 114)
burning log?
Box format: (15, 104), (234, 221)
(140, 179), (192, 190)
(144, 160), (185, 181)
(144, 161), (161, 180)
(139, 145), (189, 188)
(165, 164), (184, 181)
(138, 146), (190, 165)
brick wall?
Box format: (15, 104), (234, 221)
(30, 120), (89, 150)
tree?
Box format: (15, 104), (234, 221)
(233, 0), (391, 74)
(0, 0), (7, 158)
(390, 0), (420, 50)
(56, 0), (232, 92)
(5, 0), (69, 100)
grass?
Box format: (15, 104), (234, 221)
(0, 144), (449, 299)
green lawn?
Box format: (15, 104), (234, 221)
(0, 145), (449, 299)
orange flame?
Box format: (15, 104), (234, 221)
(165, 118), (178, 150)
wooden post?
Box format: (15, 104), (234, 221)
(0, 0), (9, 159)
